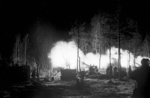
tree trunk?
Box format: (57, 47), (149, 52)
(118, 0), (122, 79)
(128, 51), (130, 66)
(118, 29), (121, 79)
(109, 39), (112, 68)
(79, 57), (81, 72)
(99, 47), (101, 72)
(109, 40), (112, 80)
(128, 42), (131, 67)
(76, 27), (80, 85)
(109, 48), (111, 66)
(37, 62), (39, 80)
(24, 34), (29, 65)
(133, 48), (136, 67)
(128, 50), (131, 76)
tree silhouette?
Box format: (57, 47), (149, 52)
(12, 34), (22, 66)
(12, 34), (30, 66)
(69, 11), (143, 79)
(90, 13), (111, 70)
(142, 33), (150, 57)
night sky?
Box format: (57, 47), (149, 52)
(1, 0), (150, 59)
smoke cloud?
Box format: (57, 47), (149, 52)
(48, 40), (149, 71)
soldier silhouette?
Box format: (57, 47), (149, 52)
(113, 67), (118, 78)
(130, 58), (150, 98)
(106, 65), (112, 78)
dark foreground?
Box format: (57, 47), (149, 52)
(0, 78), (134, 98)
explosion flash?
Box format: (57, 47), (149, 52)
(48, 40), (150, 71)
(48, 41), (84, 69)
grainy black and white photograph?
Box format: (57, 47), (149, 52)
(1, 0), (150, 98)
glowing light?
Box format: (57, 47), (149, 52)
(48, 41), (84, 69)
(48, 40), (150, 71)
(135, 56), (149, 67)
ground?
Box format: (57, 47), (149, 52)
(0, 78), (135, 98)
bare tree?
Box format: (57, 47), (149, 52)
(90, 13), (110, 70)
(30, 24), (54, 79)
(23, 34), (29, 65)
(142, 33), (150, 57)
(70, 23), (90, 72)
(12, 34), (22, 66)
(125, 19), (141, 67)
(12, 34), (31, 66)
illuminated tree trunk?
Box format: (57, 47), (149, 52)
(128, 42), (131, 67)
(133, 48), (136, 67)
(127, 50), (131, 76)
(109, 37), (112, 80)
(109, 37), (112, 68)
(118, 28), (121, 79)
(77, 29), (79, 73)
(128, 51), (130, 67)
(109, 49), (112, 67)
(99, 47), (101, 71)
(118, 1), (121, 79)
(79, 57), (81, 72)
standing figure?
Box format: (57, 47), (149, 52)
(106, 65), (112, 78)
(113, 67), (118, 78)
(130, 58), (150, 98)
(128, 65), (132, 77)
